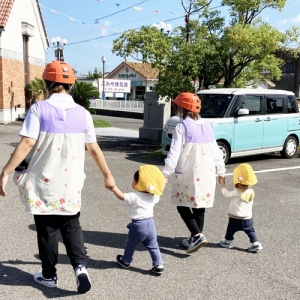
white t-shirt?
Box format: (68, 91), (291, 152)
(19, 93), (96, 143)
(123, 191), (160, 220)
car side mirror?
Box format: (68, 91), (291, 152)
(237, 108), (249, 116)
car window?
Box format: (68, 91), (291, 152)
(266, 95), (283, 114)
(241, 95), (262, 115)
(287, 95), (298, 113)
(199, 94), (233, 118)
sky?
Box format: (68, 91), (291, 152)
(39, 0), (300, 76)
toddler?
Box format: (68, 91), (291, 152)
(220, 163), (263, 252)
(111, 165), (165, 274)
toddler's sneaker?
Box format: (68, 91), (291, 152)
(116, 255), (130, 268)
(187, 235), (208, 254)
(151, 265), (164, 275)
(248, 242), (263, 252)
(75, 264), (91, 294)
(220, 239), (234, 249)
(33, 271), (57, 288)
(182, 237), (191, 248)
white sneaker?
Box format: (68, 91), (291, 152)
(220, 239), (234, 249)
(248, 242), (263, 252)
(33, 271), (57, 288)
(75, 264), (91, 294)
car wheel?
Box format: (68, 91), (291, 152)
(217, 142), (230, 164)
(280, 136), (298, 158)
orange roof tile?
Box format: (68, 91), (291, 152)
(0, 0), (49, 46)
(0, 0), (14, 28)
(124, 61), (159, 79)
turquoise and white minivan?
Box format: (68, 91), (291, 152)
(161, 88), (300, 164)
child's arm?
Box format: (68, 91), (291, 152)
(221, 186), (237, 198)
(111, 185), (125, 201)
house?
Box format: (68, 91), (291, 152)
(0, 0), (48, 123)
(106, 61), (159, 100)
(273, 50), (300, 98)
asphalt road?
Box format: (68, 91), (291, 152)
(0, 120), (300, 300)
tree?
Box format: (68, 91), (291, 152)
(27, 77), (46, 106)
(112, 0), (300, 99)
(86, 67), (103, 80)
(70, 81), (99, 110)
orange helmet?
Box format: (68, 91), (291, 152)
(172, 92), (201, 113)
(42, 61), (75, 84)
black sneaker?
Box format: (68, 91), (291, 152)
(151, 265), (164, 275)
(187, 235), (208, 254)
(116, 255), (130, 268)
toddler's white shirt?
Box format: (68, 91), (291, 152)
(124, 191), (160, 220)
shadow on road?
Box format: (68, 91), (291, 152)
(97, 136), (165, 165)
(0, 262), (78, 298)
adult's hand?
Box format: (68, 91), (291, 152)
(218, 176), (225, 186)
(0, 172), (8, 196)
(104, 174), (115, 190)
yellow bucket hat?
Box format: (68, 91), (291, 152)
(233, 163), (257, 187)
(134, 165), (165, 195)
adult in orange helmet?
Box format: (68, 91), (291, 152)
(0, 60), (115, 293)
(162, 92), (226, 254)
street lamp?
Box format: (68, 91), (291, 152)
(151, 22), (172, 33)
(51, 36), (67, 61)
(102, 56), (106, 100)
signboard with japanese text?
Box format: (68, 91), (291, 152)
(100, 79), (131, 93)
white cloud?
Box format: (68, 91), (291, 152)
(279, 14), (300, 25)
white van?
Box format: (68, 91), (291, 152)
(161, 88), (300, 163)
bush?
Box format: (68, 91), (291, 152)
(70, 81), (100, 110)
(88, 108), (96, 115)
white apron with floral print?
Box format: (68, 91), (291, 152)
(171, 119), (216, 208)
(15, 101), (87, 215)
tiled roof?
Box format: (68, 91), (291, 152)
(124, 61), (159, 79)
(0, 0), (49, 46)
(0, 0), (14, 28)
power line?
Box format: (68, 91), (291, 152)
(66, 5), (223, 46)
(94, 0), (148, 24)
(67, 15), (185, 46)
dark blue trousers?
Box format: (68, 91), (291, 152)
(122, 218), (163, 266)
(225, 217), (258, 243)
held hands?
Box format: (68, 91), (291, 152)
(218, 176), (225, 187)
(104, 174), (115, 190)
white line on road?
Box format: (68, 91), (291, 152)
(224, 165), (300, 176)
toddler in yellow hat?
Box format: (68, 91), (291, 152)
(111, 165), (165, 274)
(219, 163), (263, 252)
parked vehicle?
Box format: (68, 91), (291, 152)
(161, 88), (300, 164)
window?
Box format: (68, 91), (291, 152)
(287, 95), (297, 113)
(200, 94), (234, 118)
(241, 95), (261, 115)
(266, 96), (283, 114)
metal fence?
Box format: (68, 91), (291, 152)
(89, 99), (144, 113)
